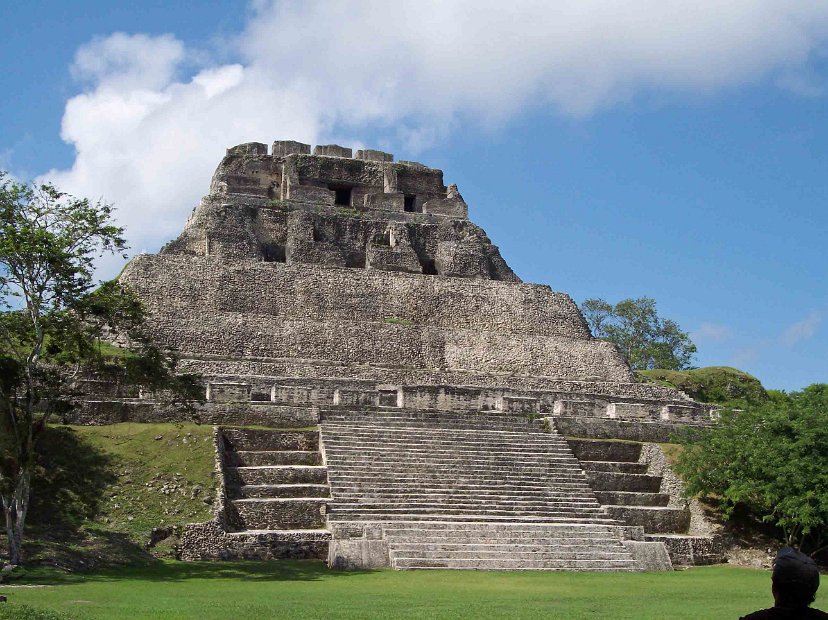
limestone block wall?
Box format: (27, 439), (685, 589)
(161, 139), (521, 280)
(121, 254), (636, 382)
(123, 256), (586, 339)
(166, 204), (515, 280)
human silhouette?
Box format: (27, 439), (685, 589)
(741, 547), (827, 619)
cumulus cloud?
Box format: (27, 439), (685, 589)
(780, 310), (823, 346)
(40, 1), (828, 275)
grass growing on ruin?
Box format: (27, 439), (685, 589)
(18, 424), (215, 569)
(3, 562), (825, 619)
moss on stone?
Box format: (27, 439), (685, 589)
(637, 366), (767, 407)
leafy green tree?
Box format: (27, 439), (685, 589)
(580, 297), (696, 370)
(674, 384), (828, 553)
(0, 172), (200, 566)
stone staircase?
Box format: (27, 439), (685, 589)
(321, 410), (639, 570)
(568, 439), (690, 534)
(221, 428), (330, 548)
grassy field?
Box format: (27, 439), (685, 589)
(2, 562), (826, 620)
(18, 423), (215, 569)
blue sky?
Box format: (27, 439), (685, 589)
(2, 1), (827, 391)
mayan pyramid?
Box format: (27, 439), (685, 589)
(94, 140), (720, 570)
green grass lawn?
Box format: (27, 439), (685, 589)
(3, 562), (826, 620)
(17, 423), (215, 569)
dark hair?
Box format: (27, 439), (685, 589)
(773, 576), (818, 607)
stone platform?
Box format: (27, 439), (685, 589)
(91, 139), (720, 570)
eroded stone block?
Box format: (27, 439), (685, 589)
(206, 382), (251, 402)
(355, 149), (393, 162)
(273, 140), (311, 156)
(313, 144), (353, 158)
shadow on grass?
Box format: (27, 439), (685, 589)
(23, 560), (378, 586)
(29, 426), (116, 533)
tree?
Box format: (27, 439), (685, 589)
(0, 172), (200, 566)
(674, 385), (828, 553)
(580, 297), (696, 370)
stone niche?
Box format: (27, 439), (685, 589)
(377, 386), (402, 408)
(606, 402), (648, 419)
(553, 399), (599, 417)
(206, 382), (251, 402)
(498, 395), (540, 414)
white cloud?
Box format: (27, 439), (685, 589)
(691, 322), (732, 343)
(780, 310), (823, 346)
(40, 1), (828, 276)
(71, 33), (185, 92)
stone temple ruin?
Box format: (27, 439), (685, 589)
(75, 140), (723, 570)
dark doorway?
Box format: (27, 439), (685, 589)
(421, 259), (438, 275)
(329, 184), (353, 206)
(261, 243), (286, 262)
(404, 194), (416, 212)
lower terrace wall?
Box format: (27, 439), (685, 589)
(66, 378), (715, 428)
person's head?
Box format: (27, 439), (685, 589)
(771, 546), (821, 608)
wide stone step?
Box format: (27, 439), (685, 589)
(325, 446), (578, 458)
(326, 464), (588, 477)
(378, 521), (622, 534)
(605, 505), (691, 533)
(330, 501), (605, 512)
(390, 547), (633, 560)
(392, 558), (636, 571)
(568, 439), (642, 463)
(325, 448), (581, 464)
(324, 447), (580, 461)
(231, 450), (322, 466)
(595, 491), (670, 507)
(231, 497), (327, 530)
(237, 483), (331, 499)
(229, 465), (328, 485)
(327, 511), (617, 524)
(323, 428), (560, 439)
(223, 428), (319, 451)
(579, 461), (648, 474)
(331, 492), (600, 504)
(329, 481), (594, 492)
(385, 535), (619, 545)
(333, 490), (599, 501)
(328, 473), (593, 486)
(585, 471), (662, 493)
(320, 434), (560, 448)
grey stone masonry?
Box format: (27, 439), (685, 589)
(101, 139), (721, 570)
(567, 438), (720, 565)
(321, 410), (643, 570)
(180, 426), (331, 560)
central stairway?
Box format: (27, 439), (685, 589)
(321, 410), (638, 570)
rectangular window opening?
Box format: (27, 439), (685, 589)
(329, 184), (353, 206)
(261, 243), (286, 262)
(404, 194), (416, 212)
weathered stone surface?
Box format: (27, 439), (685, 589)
(99, 140), (722, 570)
(621, 540), (673, 571)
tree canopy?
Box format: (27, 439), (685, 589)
(580, 297), (696, 371)
(0, 172), (200, 566)
(674, 384), (828, 553)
